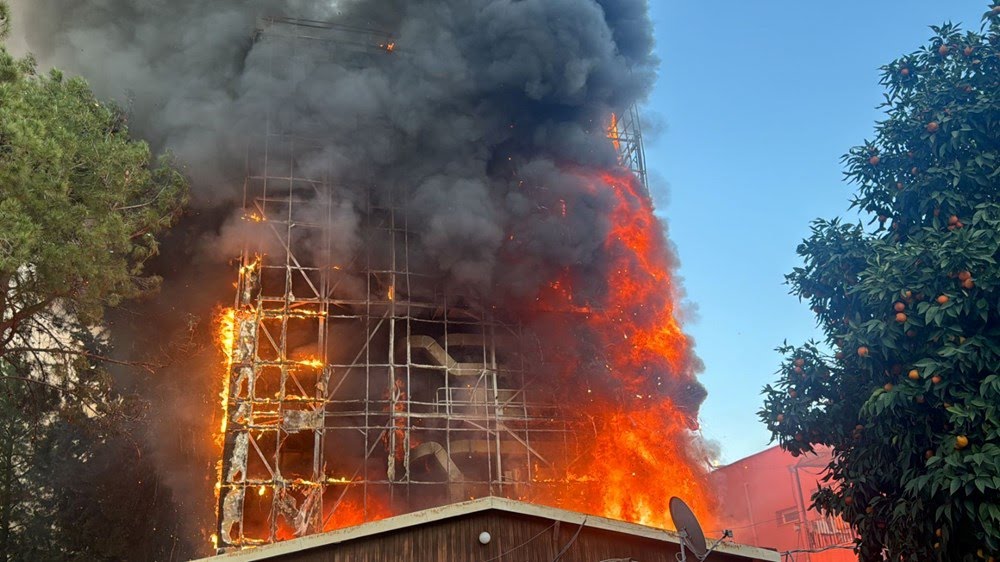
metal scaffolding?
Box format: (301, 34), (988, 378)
(214, 16), (650, 552)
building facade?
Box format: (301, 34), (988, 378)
(711, 447), (855, 562)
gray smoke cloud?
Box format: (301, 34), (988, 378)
(11, 0), (656, 293)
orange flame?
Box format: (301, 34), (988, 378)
(608, 112), (622, 152)
(297, 358), (325, 369)
(525, 116), (713, 530)
(599, 170), (688, 385)
(215, 308), (237, 439)
(322, 497), (391, 532)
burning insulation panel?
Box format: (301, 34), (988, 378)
(213, 15), (713, 552)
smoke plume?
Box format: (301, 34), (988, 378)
(9, 0), (706, 555)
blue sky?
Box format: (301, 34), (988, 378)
(643, 1), (990, 463)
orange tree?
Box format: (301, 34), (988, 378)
(760, 7), (1000, 562)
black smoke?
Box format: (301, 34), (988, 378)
(12, 0), (657, 291)
(8, 0), (704, 555)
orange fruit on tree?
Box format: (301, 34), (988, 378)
(844, 496), (854, 506)
(948, 215), (959, 225)
(938, 45), (950, 56)
(937, 295), (950, 304)
(857, 346), (869, 357)
(962, 278), (975, 290)
(931, 375), (942, 384)
(776, 414), (785, 422)
(869, 155), (880, 166)
(883, 383), (894, 392)
(895, 312), (907, 323)
(908, 369), (920, 380)
(935, 528), (942, 538)
(927, 121), (940, 133)
(958, 270), (972, 281)
(894, 302), (906, 312)
(955, 435), (969, 449)
(900, 67), (910, 76)
(925, 450), (935, 460)
(964, 46), (974, 56)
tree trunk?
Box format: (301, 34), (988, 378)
(0, 404), (15, 562)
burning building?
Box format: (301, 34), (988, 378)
(9, 1), (715, 556)
(212, 15), (713, 552)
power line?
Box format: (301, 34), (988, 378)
(781, 542), (855, 561)
(481, 521), (557, 562)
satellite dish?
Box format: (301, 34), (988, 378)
(669, 497), (708, 559)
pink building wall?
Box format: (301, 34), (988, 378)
(711, 446), (856, 562)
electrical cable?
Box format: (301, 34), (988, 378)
(780, 542), (855, 560)
(551, 516), (588, 562)
(480, 521), (557, 562)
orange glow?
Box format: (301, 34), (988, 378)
(529, 400), (713, 530)
(273, 495), (391, 542)
(608, 112), (622, 152)
(215, 308), (237, 440)
(322, 497), (391, 532)
(598, 169), (688, 384)
(524, 116), (713, 530)
(212, 306), (237, 546)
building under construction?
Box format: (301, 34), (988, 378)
(215, 16), (667, 552)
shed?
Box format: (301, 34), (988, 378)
(196, 496), (779, 562)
